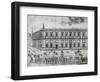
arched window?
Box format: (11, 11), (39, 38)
(78, 43), (80, 47)
(73, 32), (76, 36)
(65, 43), (67, 47)
(61, 43), (63, 48)
(73, 43), (76, 47)
(50, 32), (53, 37)
(69, 43), (72, 48)
(50, 43), (53, 48)
(65, 32), (67, 36)
(69, 32), (72, 36)
(46, 32), (48, 37)
(61, 32), (64, 36)
(45, 43), (48, 48)
(55, 44), (58, 49)
(83, 43), (85, 48)
(78, 32), (81, 36)
(83, 32), (85, 37)
(56, 32), (58, 37)
(40, 44), (42, 48)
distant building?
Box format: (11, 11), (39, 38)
(32, 24), (88, 51)
(27, 33), (33, 47)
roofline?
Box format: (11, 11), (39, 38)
(42, 28), (87, 31)
(32, 28), (87, 35)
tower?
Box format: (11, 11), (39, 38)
(42, 24), (45, 30)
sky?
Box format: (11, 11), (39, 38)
(27, 15), (88, 33)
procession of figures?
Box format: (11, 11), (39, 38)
(27, 49), (87, 66)
(27, 15), (88, 66)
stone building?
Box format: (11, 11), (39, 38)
(32, 24), (88, 51)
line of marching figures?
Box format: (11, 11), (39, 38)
(28, 50), (87, 65)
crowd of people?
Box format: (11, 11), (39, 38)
(28, 50), (87, 66)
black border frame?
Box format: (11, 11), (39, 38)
(11, 1), (98, 80)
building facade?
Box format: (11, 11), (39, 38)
(32, 24), (88, 51)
